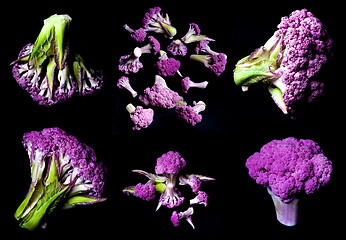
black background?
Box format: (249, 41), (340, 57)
(2, 0), (343, 239)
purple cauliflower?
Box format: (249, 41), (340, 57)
(123, 182), (157, 201)
(118, 48), (144, 74)
(181, 76), (209, 94)
(123, 24), (147, 42)
(233, 8), (333, 116)
(179, 174), (215, 193)
(181, 23), (215, 44)
(175, 100), (206, 126)
(154, 150), (187, 175)
(14, 127), (107, 231)
(195, 40), (224, 56)
(11, 14), (103, 107)
(142, 6), (177, 39)
(123, 150), (214, 228)
(138, 35), (161, 55)
(117, 76), (138, 97)
(190, 191), (209, 207)
(155, 151), (187, 209)
(138, 75), (184, 109)
(190, 52), (227, 76)
(133, 182), (156, 201)
(245, 136), (333, 226)
(118, 37), (160, 75)
(156, 50), (182, 77)
(171, 207), (195, 229)
(167, 39), (188, 56)
(126, 103), (154, 130)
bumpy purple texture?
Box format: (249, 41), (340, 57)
(131, 28), (147, 43)
(23, 127), (107, 198)
(175, 105), (202, 126)
(209, 53), (227, 76)
(156, 57), (181, 77)
(142, 7), (162, 28)
(134, 182), (156, 201)
(146, 36), (161, 55)
(245, 137), (332, 203)
(170, 211), (180, 227)
(155, 151), (186, 175)
(130, 106), (154, 130)
(276, 8), (333, 112)
(139, 82), (183, 109)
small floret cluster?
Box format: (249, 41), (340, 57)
(14, 127), (107, 231)
(11, 14), (104, 107)
(123, 150), (215, 229)
(117, 6), (227, 130)
(245, 136), (332, 226)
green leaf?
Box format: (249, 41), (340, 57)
(19, 186), (69, 231)
(268, 86), (287, 114)
(46, 57), (56, 96)
(63, 195), (106, 209)
(28, 14), (72, 69)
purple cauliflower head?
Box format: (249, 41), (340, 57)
(175, 101), (206, 126)
(133, 182), (157, 201)
(233, 8), (333, 116)
(126, 103), (154, 130)
(156, 50), (181, 77)
(245, 136), (332, 203)
(123, 24), (147, 42)
(15, 127), (107, 231)
(138, 75), (184, 109)
(155, 150), (187, 175)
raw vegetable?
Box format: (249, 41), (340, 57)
(11, 14), (103, 107)
(245, 136), (333, 226)
(233, 8), (333, 116)
(15, 127), (107, 230)
(123, 150), (214, 228)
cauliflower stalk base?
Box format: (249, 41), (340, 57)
(267, 188), (299, 227)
